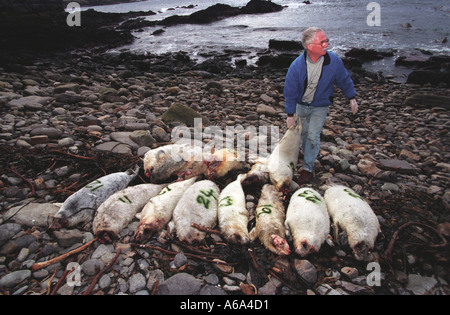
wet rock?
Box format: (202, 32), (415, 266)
(173, 253), (187, 268)
(241, 0), (283, 14)
(82, 259), (105, 276)
(357, 158), (381, 176)
(404, 94), (450, 110)
(0, 270), (31, 289)
(258, 278), (281, 295)
(161, 102), (211, 127)
(341, 267), (359, 279)
(129, 130), (155, 147)
(345, 48), (392, 62)
(381, 183), (399, 191)
(339, 281), (371, 294)
(257, 53), (297, 69)
(199, 285), (227, 295)
(30, 127), (62, 139)
(152, 126), (170, 142)
(317, 284), (342, 295)
(157, 273), (202, 295)
(405, 274), (439, 295)
(3, 203), (59, 227)
(129, 272), (147, 294)
(7, 96), (53, 110)
(29, 135), (48, 145)
(54, 83), (81, 94)
(94, 142), (132, 155)
(146, 269), (165, 291)
(53, 229), (84, 247)
(110, 132), (139, 150)
(269, 39), (303, 51)
(55, 92), (85, 104)
(294, 259), (317, 284)
(379, 159), (418, 174)
(0, 234), (38, 255)
(256, 104), (278, 116)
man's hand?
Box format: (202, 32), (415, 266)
(287, 116), (296, 128)
(350, 99), (358, 115)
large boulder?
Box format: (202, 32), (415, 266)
(241, 0), (284, 14)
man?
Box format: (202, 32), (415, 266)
(284, 27), (358, 185)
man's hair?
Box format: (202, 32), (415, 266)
(302, 27), (324, 49)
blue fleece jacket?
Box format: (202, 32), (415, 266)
(284, 51), (356, 115)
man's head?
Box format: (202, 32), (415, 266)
(302, 27), (329, 59)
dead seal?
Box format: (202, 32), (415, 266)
(134, 177), (198, 242)
(285, 187), (330, 257)
(250, 184), (290, 255)
(93, 183), (164, 243)
(218, 174), (250, 245)
(173, 180), (220, 244)
(50, 167), (138, 230)
(324, 185), (380, 261)
(267, 125), (302, 196)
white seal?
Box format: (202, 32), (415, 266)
(324, 185), (380, 261)
(250, 184), (290, 255)
(93, 183), (164, 243)
(267, 125), (302, 195)
(285, 187), (330, 257)
(134, 176), (198, 242)
(50, 167), (138, 230)
(173, 180), (220, 244)
(218, 174), (250, 245)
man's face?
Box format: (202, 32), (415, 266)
(307, 31), (329, 57)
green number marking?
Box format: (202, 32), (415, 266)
(196, 189), (218, 209)
(86, 179), (104, 192)
(344, 188), (364, 200)
(199, 189), (218, 200)
(256, 204), (273, 218)
(196, 195), (211, 209)
(219, 196), (234, 207)
(118, 195), (132, 204)
(158, 185), (172, 196)
(298, 190), (322, 204)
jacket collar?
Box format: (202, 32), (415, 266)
(303, 51), (331, 65)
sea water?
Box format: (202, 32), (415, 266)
(84, 0), (449, 77)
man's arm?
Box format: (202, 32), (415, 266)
(335, 57), (358, 114)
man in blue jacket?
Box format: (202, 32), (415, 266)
(284, 27), (358, 185)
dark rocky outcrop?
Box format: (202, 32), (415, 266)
(0, 2), (155, 61)
(345, 48), (394, 62)
(62, 0), (139, 6)
(403, 55), (450, 86)
(121, 0), (284, 30)
(269, 39), (304, 51)
(159, 4), (241, 26)
(0, 0), (63, 13)
(241, 0), (283, 14)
